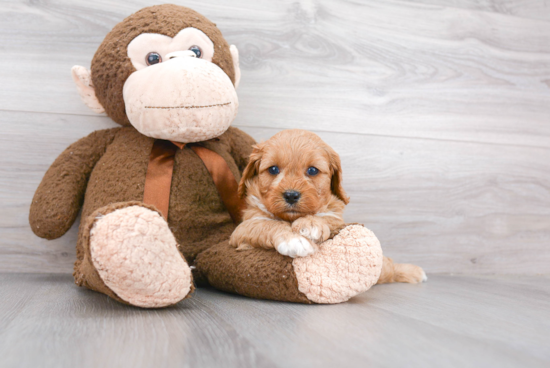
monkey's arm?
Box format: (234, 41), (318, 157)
(29, 128), (121, 239)
(225, 126), (256, 174)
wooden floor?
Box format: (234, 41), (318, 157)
(0, 273), (548, 368)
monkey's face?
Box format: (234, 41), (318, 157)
(123, 28), (238, 143)
(72, 5), (241, 144)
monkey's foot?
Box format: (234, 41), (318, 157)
(89, 205), (192, 308)
(292, 224), (384, 303)
(194, 224), (383, 304)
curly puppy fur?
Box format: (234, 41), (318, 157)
(230, 129), (348, 258)
(230, 129), (427, 284)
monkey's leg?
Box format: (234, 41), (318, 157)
(194, 224), (383, 304)
(74, 201), (193, 308)
(376, 256), (427, 284)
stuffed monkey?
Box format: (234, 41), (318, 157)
(29, 5), (414, 308)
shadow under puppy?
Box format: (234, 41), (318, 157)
(230, 129), (426, 284)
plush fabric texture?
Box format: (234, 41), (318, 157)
(293, 224), (383, 304)
(80, 126), (252, 267)
(90, 205), (192, 308)
(91, 4), (236, 126)
(194, 240), (313, 304)
(123, 56), (238, 143)
(194, 224), (383, 304)
(74, 202), (136, 305)
(30, 125), (255, 282)
(229, 45), (241, 88)
(71, 66), (105, 114)
(29, 128), (121, 239)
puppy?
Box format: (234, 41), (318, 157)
(230, 129), (347, 257)
(230, 129), (426, 284)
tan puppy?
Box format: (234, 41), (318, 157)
(230, 129), (426, 284)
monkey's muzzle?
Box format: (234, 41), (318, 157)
(123, 56), (238, 143)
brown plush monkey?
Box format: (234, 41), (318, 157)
(29, 5), (388, 308)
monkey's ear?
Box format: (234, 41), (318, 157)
(238, 142), (264, 198)
(230, 45), (241, 89)
(71, 66), (105, 114)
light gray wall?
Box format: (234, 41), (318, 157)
(1, 0), (549, 274)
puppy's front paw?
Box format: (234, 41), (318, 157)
(229, 227), (250, 249)
(229, 233), (239, 248)
(235, 242), (254, 251)
(276, 236), (316, 258)
(291, 217), (330, 244)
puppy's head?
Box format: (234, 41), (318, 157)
(239, 129), (349, 222)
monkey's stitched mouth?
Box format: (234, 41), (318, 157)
(144, 102), (232, 109)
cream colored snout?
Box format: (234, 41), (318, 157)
(123, 56), (239, 143)
(166, 50), (196, 59)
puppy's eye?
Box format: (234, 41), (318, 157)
(146, 52), (162, 65)
(307, 167), (319, 176)
(268, 166), (280, 175)
(189, 45), (202, 58)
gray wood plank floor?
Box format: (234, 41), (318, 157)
(0, 273), (548, 368)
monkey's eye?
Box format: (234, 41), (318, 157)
(307, 167), (319, 176)
(189, 45), (202, 58)
(268, 166), (280, 175)
(146, 52), (162, 66)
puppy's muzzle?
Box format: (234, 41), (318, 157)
(283, 190), (301, 205)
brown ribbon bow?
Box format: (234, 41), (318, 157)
(143, 139), (245, 224)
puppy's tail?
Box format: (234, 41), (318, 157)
(377, 256), (427, 284)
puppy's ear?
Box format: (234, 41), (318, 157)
(326, 146), (350, 205)
(238, 142), (264, 198)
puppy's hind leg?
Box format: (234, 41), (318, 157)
(377, 256), (427, 284)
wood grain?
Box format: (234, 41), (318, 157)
(0, 0), (549, 274)
(2, 111), (549, 274)
(0, 0), (549, 146)
(0, 273), (548, 368)
(403, 0), (550, 22)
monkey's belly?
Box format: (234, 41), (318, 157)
(81, 127), (236, 263)
(166, 145), (236, 262)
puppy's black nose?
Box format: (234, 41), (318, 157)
(283, 190), (301, 205)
